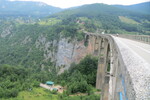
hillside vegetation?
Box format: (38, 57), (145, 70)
(119, 16), (140, 24)
(0, 55), (99, 100)
(51, 3), (150, 34)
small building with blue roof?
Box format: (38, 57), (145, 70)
(46, 81), (54, 86)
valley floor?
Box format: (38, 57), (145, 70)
(1, 88), (100, 100)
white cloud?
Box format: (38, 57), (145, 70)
(10, 0), (150, 8)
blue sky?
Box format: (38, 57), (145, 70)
(10, 0), (150, 8)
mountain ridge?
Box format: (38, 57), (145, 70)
(113, 2), (150, 15)
(0, 0), (62, 17)
(0, 1), (149, 18)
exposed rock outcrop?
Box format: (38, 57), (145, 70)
(56, 37), (94, 74)
(0, 25), (13, 38)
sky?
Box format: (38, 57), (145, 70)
(10, 0), (150, 8)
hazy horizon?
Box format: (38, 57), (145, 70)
(9, 0), (150, 8)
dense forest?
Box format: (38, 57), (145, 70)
(0, 55), (99, 100)
(0, 64), (39, 98)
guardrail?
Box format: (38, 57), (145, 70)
(117, 34), (150, 44)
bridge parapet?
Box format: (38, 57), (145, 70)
(114, 37), (150, 100)
(84, 32), (150, 100)
(117, 34), (150, 44)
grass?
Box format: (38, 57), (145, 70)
(1, 87), (100, 100)
(119, 16), (139, 24)
(1, 88), (58, 100)
(38, 18), (61, 25)
(63, 94), (100, 100)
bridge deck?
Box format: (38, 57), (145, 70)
(113, 36), (150, 100)
(115, 37), (150, 63)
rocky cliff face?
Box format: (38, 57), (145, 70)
(35, 35), (58, 62)
(56, 37), (94, 74)
(0, 25), (13, 38)
(0, 24), (94, 74)
(33, 34), (94, 73)
(35, 35), (94, 73)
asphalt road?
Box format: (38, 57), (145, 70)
(115, 37), (150, 64)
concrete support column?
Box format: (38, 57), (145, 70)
(101, 76), (110, 100)
(93, 36), (96, 53)
(96, 38), (102, 89)
(96, 38), (109, 90)
(101, 43), (111, 100)
(87, 35), (95, 54)
(94, 37), (101, 56)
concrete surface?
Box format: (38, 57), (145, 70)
(113, 36), (150, 100)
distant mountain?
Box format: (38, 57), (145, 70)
(51, 3), (149, 20)
(114, 2), (150, 14)
(51, 3), (150, 34)
(0, 0), (62, 17)
(52, 3), (129, 18)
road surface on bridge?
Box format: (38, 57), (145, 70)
(113, 36), (150, 99)
(115, 37), (150, 64)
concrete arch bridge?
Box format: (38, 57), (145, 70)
(84, 33), (150, 100)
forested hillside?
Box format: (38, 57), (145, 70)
(0, 55), (99, 100)
(51, 3), (150, 34)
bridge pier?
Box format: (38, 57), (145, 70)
(94, 36), (101, 56)
(96, 37), (102, 89)
(92, 36), (96, 53)
(96, 38), (111, 100)
(101, 76), (110, 100)
(101, 40), (111, 100)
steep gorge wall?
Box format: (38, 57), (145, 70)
(56, 37), (94, 74)
(0, 24), (94, 73)
(28, 35), (94, 73)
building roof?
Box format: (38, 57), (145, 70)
(46, 81), (54, 85)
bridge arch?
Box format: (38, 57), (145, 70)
(85, 33), (135, 100)
(84, 32), (150, 100)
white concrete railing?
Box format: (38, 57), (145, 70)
(117, 34), (150, 44)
